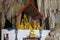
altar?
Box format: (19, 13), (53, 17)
(1, 1), (51, 40)
(1, 29), (50, 40)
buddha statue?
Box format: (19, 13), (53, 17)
(37, 22), (40, 30)
(30, 29), (36, 37)
(18, 19), (24, 30)
(28, 22), (33, 30)
(23, 14), (28, 29)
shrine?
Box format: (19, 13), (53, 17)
(1, 0), (60, 40)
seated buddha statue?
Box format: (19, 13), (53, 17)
(30, 29), (36, 37)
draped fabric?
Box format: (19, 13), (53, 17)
(0, 0), (24, 28)
(7, 1), (23, 27)
(4, 17), (12, 29)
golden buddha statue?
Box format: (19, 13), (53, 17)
(28, 22), (33, 30)
(37, 22), (40, 30)
(24, 21), (29, 30)
(21, 19), (25, 29)
(18, 19), (24, 30)
(23, 14), (29, 29)
(30, 29), (36, 37)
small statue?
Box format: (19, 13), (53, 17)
(20, 19), (24, 29)
(30, 30), (36, 37)
(37, 22), (41, 30)
(18, 19), (24, 30)
(23, 14), (28, 29)
(28, 23), (32, 30)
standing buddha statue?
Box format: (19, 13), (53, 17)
(37, 22), (42, 30)
(27, 22), (33, 30)
(18, 19), (24, 30)
(20, 19), (24, 29)
(23, 14), (28, 29)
